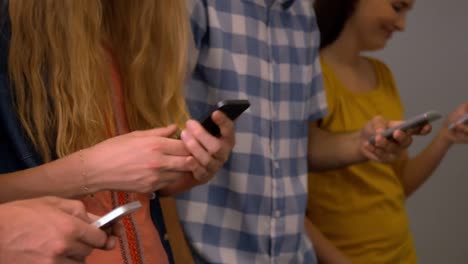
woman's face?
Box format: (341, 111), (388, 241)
(347, 0), (414, 51)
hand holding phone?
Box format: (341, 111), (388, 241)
(200, 99), (250, 137)
(92, 201), (142, 230)
(448, 113), (468, 130)
(369, 110), (442, 145)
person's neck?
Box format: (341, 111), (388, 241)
(321, 28), (362, 68)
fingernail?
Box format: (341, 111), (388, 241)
(180, 130), (191, 140)
(186, 120), (198, 129)
(107, 237), (116, 249)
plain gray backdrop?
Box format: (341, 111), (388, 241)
(370, 1), (468, 263)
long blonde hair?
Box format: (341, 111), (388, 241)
(8, 0), (189, 161)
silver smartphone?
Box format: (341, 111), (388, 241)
(448, 113), (468, 130)
(369, 110), (442, 145)
(92, 201), (142, 229)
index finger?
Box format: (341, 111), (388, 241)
(52, 199), (91, 223)
(419, 123), (432, 135)
(392, 130), (413, 148)
(372, 116), (389, 134)
(156, 137), (191, 156)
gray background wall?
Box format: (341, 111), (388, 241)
(371, 1), (468, 263)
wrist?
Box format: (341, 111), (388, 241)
(78, 150), (90, 194)
(77, 147), (102, 194)
(355, 131), (369, 162)
(435, 130), (454, 150)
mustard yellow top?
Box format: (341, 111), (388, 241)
(307, 57), (417, 264)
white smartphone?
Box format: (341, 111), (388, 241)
(448, 113), (468, 130)
(92, 201), (142, 229)
(369, 110), (442, 145)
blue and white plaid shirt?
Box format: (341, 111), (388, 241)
(176, 1), (327, 263)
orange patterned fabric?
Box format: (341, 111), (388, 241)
(82, 50), (169, 264)
(117, 192), (142, 264)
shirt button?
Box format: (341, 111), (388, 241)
(274, 161), (280, 169)
(164, 233), (169, 241)
(274, 210), (281, 218)
(150, 192), (157, 200)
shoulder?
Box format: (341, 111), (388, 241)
(363, 56), (400, 90)
(318, 56), (339, 93)
(364, 56), (403, 111)
(186, 0), (209, 49)
(364, 56), (394, 79)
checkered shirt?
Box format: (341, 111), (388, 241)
(176, 1), (327, 263)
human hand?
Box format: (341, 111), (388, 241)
(180, 110), (235, 183)
(440, 103), (468, 144)
(85, 125), (201, 193)
(0, 197), (114, 264)
(359, 116), (431, 163)
(87, 212), (125, 238)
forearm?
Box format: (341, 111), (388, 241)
(308, 123), (366, 171)
(0, 152), (91, 203)
(401, 132), (452, 197)
(305, 217), (352, 264)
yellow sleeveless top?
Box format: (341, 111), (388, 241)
(307, 57), (417, 264)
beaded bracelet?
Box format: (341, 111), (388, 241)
(78, 150), (90, 193)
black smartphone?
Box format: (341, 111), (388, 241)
(199, 99), (250, 137)
(369, 110), (442, 145)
